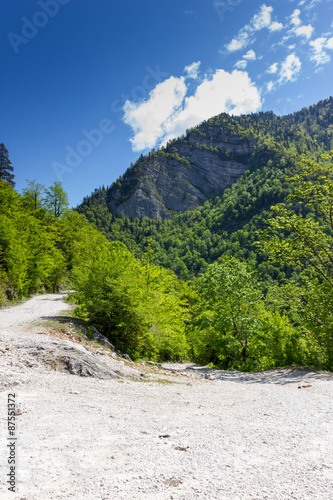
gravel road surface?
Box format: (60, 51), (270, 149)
(0, 294), (332, 500)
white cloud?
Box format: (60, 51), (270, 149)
(295, 24), (314, 39)
(226, 32), (251, 52)
(123, 69), (262, 152)
(252, 5), (273, 30)
(163, 70), (261, 144)
(267, 62), (278, 73)
(243, 49), (256, 60)
(184, 61), (201, 79)
(234, 60), (248, 70)
(278, 9), (314, 47)
(290, 9), (301, 26)
(279, 54), (302, 82)
(225, 4), (281, 53)
(265, 56), (301, 88)
(123, 76), (187, 151)
(309, 36), (333, 65)
(266, 81), (275, 92)
(326, 36), (333, 49)
(309, 37), (325, 54)
(300, 0), (322, 10)
(269, 21), (284, 31)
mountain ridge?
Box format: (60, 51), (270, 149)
(76, 97), (333, 281)
(79, 97), (333, 221)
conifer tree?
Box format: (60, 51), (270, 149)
(0, 143), (15, 187)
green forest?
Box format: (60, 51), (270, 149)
(1, 98), (333, 371)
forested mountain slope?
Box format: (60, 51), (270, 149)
(77, 98), (333, 281)
(2, 98), (333, 370)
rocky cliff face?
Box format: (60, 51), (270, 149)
(106, 120), (256, 219)
(77, 99), (333, 222)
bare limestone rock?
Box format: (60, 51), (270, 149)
(89, 326), (115, 351)
(106, 129), (254, 219)
(60, 355), (120, 379)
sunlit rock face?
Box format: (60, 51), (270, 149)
(106, 129), (254, 220)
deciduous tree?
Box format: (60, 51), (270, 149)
(261, 151), (333, 285)
(44, 181), (69, 217)
(261, 151), (333, 368)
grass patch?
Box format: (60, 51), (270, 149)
(128, 375), (180, 384)
(31, 314), (104, 349)
(154, 378), (179, 384)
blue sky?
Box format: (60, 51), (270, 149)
(1, 0), (333, 207)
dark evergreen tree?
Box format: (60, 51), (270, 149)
(0, 143), (15, 187)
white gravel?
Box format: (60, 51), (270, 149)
(0, 294), (332, 500)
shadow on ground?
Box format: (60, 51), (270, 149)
(161, 363), (333, 384)
(40, 315), (87, 329)
(39, 293), (68, 301)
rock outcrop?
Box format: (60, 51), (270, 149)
(105, 120), (255, 219)
(78, 100), (333, 221)
(60, 353), (120, 379)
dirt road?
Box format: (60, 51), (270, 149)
(0, 294), (332, 499)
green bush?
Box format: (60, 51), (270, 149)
(70, 230), (190, 361)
